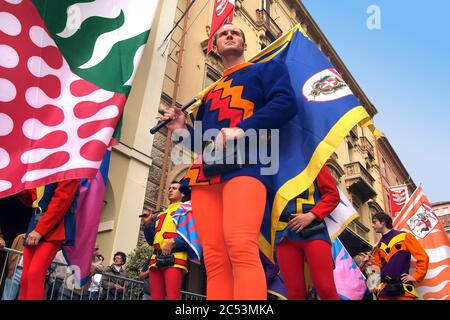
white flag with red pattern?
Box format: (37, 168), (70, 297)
(0, 0), (159, 198)
(393, 186), (450, 300)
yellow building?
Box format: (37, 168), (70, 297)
(97, 1), (414, 284)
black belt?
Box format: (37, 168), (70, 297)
(153, 248), (185, 255)
(279, 215), (292, 223)
(381, 277), (411, 284)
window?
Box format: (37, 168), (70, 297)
(347, 143), (353, 162)
(369, 205), (378, 216)
(204, 66), (221, 88)
(445, 207), (449, 215)
(352, 196), (362, 210)
(382, 159), (388, 180)
(327, 165), (341, 185)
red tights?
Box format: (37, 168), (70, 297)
(276, 238), (339, 300)
(149, 267), (183, 300)
(191, 176), (267, 300)
(19, 241), (62, 300)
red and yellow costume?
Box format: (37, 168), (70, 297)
(275, 165), (340, 300)
(144, 202), (188, 300)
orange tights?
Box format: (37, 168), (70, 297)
(191, 176), (267, 300)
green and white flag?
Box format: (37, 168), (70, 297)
(35, 0), (159, 95)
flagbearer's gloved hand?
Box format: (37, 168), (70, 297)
(288, 212), (317, 233)
(401, 273), (417, 283)
(0, 236), (5, 249)
(162, 106), (187, 131)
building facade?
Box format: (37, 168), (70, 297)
(432, 201), (450, 237)
(96, 0), (416, 288)
(376, 136), (416, 214)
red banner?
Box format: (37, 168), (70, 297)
(389, 186), (408, 218)
(207, 0), (235, 53)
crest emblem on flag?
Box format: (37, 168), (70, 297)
(393, 189), (406, 205)
(303, 68), (352, 102)
(407, 205), (439, 239)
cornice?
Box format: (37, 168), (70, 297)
(376, 137), (416, 188)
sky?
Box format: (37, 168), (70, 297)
(301, 0), (450, 203)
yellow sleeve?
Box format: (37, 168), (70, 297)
(405, 233), (429, 282)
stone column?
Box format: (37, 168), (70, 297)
(97, 0), (179, 262)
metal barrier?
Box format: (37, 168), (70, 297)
(180, 291), (206, 300)
(0, 247), (23, 300)
(0, 247), (206, 300)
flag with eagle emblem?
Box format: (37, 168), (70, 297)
(185, 25), (380, 261)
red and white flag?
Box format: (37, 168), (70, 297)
(0, 0), (158, 198)
(207, 0), (235, 53)
(393, 186), (450, 300)
(389, 185), (409, 218)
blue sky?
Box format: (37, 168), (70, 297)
(302, 0), (450, 203)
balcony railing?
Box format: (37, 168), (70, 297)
(349, 126), (358, 140)
(349, 220), (370, 241)
(344, 161), (377, 203)
(256, 9), (283, 41)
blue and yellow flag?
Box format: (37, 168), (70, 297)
(189, 25), (377, 261)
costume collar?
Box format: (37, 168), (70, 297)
(223, 62), (253, 77)
(167, 202), (181, 210)
(382, 228), (395, 238)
